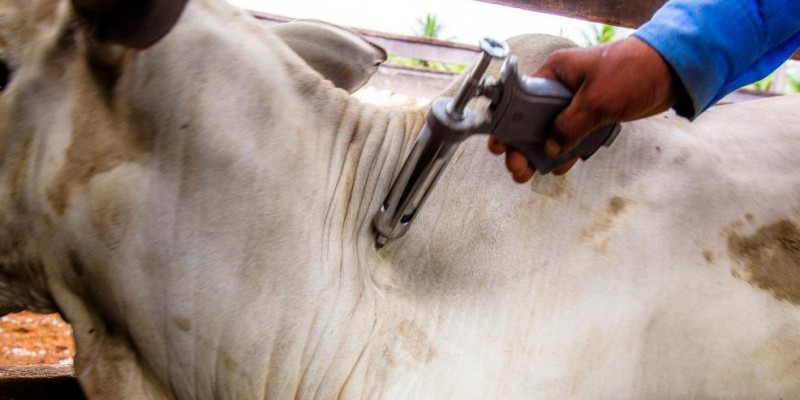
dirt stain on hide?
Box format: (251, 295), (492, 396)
(398, 320), (436, 364)
(582, 196), (629, 252)
(47, 123), (134, 215)
(46, 62), (151, 215)
(608, 196), (626, 215)
(703, 250), (715, 264)
(727, 219), (800, 305)
(173, 317), (191, 332)
(382, 320), (437, 368)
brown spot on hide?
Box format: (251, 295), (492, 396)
(673, 151), (690, 165)
(46, 63), (149, 214)
(47, 137), (128, 214)
(703, 250), (715, 264)
(727, 220), (800, 305)
(173, 317), (191, 332)
(608, 196), (626, 215)
(397, 321), (436, 364)
(222, 353), (237, 372)
(745, 213), (755, 223)
(582, 196), (630, 252)
(382, 347), (396, 367)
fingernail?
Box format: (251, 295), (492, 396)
(545, 139), (561, 158)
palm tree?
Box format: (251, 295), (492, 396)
(411, 13), (461, 70)
(417, 13), (444, 39)
(595, 24), (617, 44)
(577, 24), (618, 47)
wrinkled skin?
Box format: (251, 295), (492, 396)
(1, 1), (800, 399)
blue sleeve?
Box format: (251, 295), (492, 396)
(633, 0), (800, 119)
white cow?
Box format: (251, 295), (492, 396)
(1, 0), (800, 398)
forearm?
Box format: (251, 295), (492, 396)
(634, 0), (800, 118)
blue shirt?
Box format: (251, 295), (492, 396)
(634, 0), (800, 118)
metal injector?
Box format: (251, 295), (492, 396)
(373, 38), (508, 247)
(372, 37), (620, 247)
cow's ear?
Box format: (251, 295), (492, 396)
(272, 20), (387, 93)
(71, 0), (189, 48)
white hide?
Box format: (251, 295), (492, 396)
(0, 0), (799, 399)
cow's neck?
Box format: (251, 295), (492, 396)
(308, 84), (426, 286)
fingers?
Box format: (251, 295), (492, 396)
(505, 150), (535, 183)
(491, 139), (576, 180)
(489, 137), (537, 184)
(544, 137), (562, 159)
(513, 169), (535, 183)
(487, 136), (506, 155)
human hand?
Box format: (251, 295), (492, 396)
(488, 36), (680, 183)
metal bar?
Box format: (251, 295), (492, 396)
(252, 11), (480, 65)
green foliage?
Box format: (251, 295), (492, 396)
(393, 13), (463, 71)
(417, 13), (444, 39)
(746, 62), (800, 93)
(789, 75), (800, 93)
(596, 24), (617, 44)
(386, 55), (466, 73)
(750, 72), (776, 91)
(576, 24), (619, 47)
(787, 64), (800, 93)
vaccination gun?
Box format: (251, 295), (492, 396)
(373, 38), (621, 247)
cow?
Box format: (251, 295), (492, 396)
(1, 0), (800, 398)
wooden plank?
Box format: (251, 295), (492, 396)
(0, 364), (75, 379)
(252, 12), (480, 65)
(0, 365), (85, 400)
(476, 0), (665, 28)
(476, 0), (800, 60)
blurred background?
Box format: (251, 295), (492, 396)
(233, 0), (799, 95)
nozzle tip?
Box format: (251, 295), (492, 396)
(375, 234), (388, 248)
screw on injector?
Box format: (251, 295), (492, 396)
(447, 38), (509, 120)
